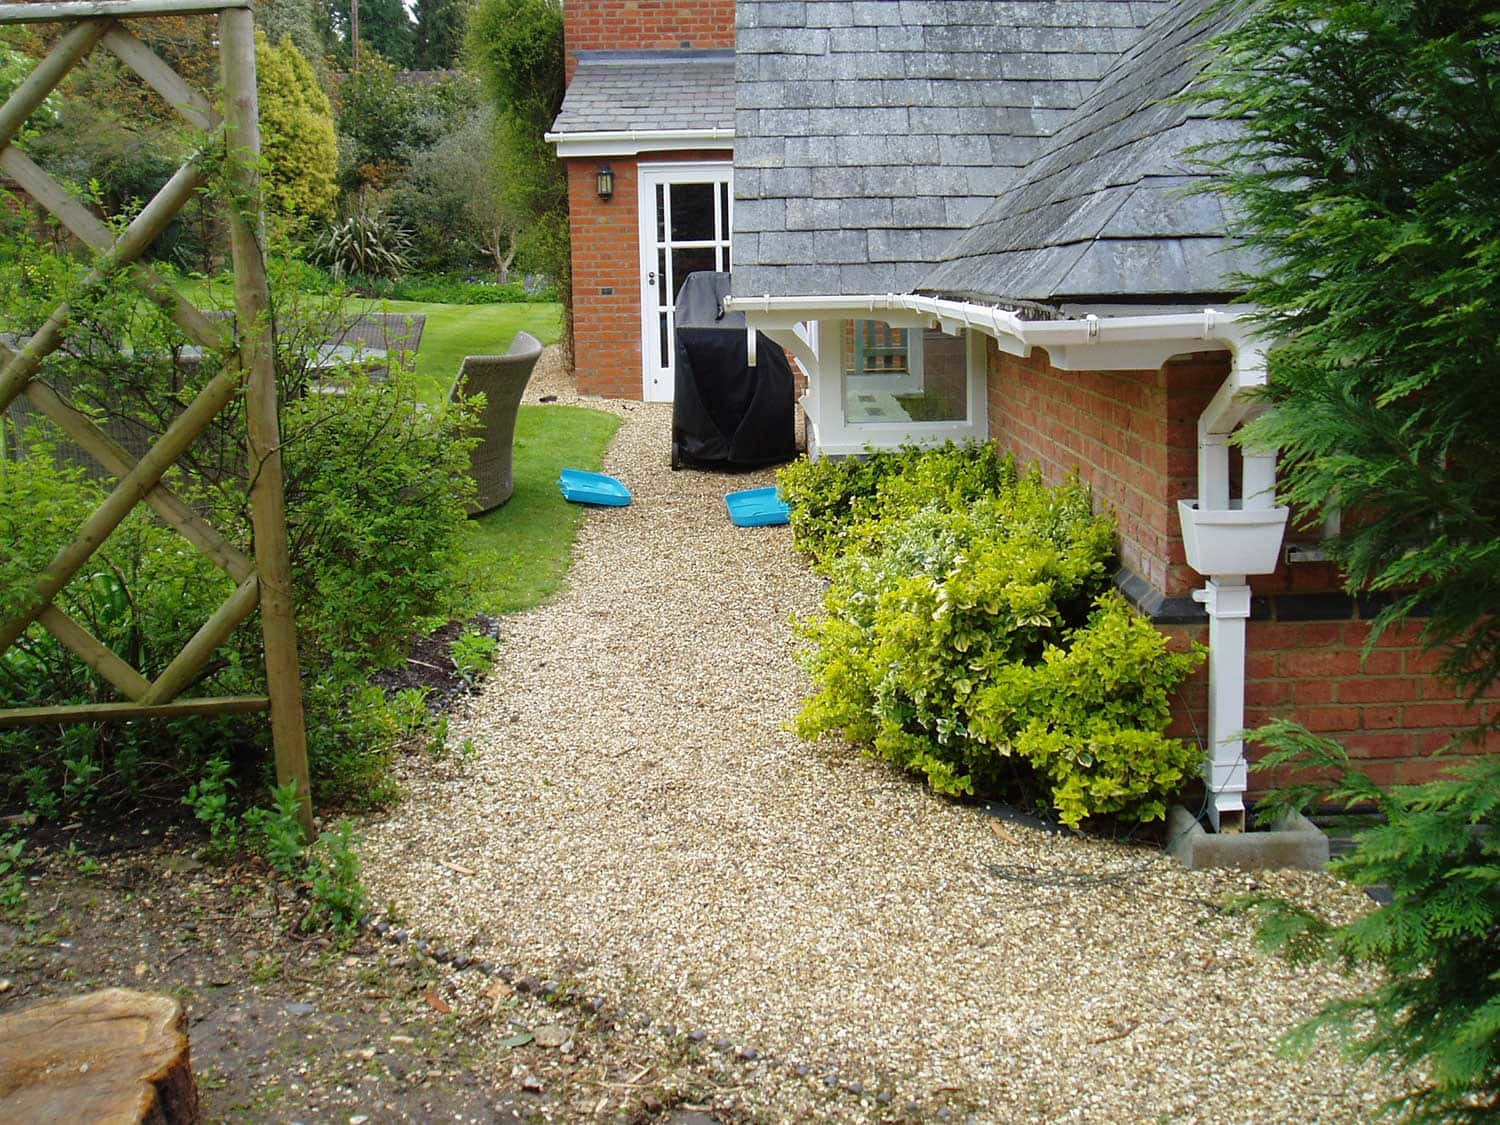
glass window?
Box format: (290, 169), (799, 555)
(841, 322), (967, 425)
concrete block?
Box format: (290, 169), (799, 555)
(1165, 805), (1331, 872)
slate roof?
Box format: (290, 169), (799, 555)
(551, 50), (735, 136)
(918, 0), (1255, 305)
(731, 0), (1175, 299)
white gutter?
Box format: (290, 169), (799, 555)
(729, 292), (1289, 830)
(545, 128), (734, 158)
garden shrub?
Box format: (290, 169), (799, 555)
(0, 231), (479, 817)
(323, 272), (557, 304)
(778, 441), (1017, 566)
(786, 445), (1203, 827)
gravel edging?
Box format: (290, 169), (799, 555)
(361, 378), (1406, 1122)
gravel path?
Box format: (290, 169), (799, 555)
(363, 358), (1402, 1122)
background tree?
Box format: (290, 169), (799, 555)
(1197, 1), (1500, 1120)
(256, 33), (339, 229)
(334, 54), (474, 196)
(391, 105), (521, 278)
(465, 0), (569, 340)
(328, 0), (416, 69)
(254, 0), (329, 64)
(413, 0), (472, 69)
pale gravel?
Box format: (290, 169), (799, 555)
(362, 348), (1405, 1122)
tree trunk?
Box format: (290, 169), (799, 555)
(0, 988), (200, 1124)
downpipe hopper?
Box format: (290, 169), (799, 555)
(1182, 321), (1289, 832)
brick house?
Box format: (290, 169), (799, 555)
(550, 0), (1493, 826)
(545, 0), (737, 400)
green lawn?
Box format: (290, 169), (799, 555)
(461, 404), (621, 614)
(372, 299), (614, 614)
(374, 298), (562, 403)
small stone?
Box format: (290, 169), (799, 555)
(877, 1092), (892, 1105)
(823, 1075), (837, 1088)
(589, 996), (605, 1011)
(350, 1116), (369, 1124)
(660, 1024), (676, 1037)
(391, 931), (408, 944)
(736, 1047), (759, 1061)
(285, 1002), (315, 1016)
(516, 976), (540, 994)
(479, 961), (497, 974)
(0, 979), (11, 994)
(637, 1015), (652, 1028)
(846, 1080), (864, 1095)
(540, 980), (559, 996)
(453, 955), (471, 969)
(533, 1024), (570, 1049)
(642, 1095), (663, 1113)
(520, 1073), (543, 1094)
(688, 1030), (706, 1043)
(714, 1037), (731, 1051)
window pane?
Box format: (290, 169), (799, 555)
(670, 183), (716, 242)
(659, 313), (671, 370)
(656, 183), (666, 242)
(898, 330), (966, 422)
(719, 182), (730, 242)
(841, 324), (967, 424)
(672, 247), (717, 301)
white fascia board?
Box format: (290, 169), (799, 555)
(547, 129), (734, 158)
(727, 292), (1263, 371)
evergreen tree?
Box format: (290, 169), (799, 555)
(256, 33), (339, 228)
(328, 0), (416, 69)
(413, 0), (470, 69)
(1196, 2), (1500, 1119)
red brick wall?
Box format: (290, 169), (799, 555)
(986, 342), (1224, 597)
(1164, 620), (1498, 800)
(565, 0), (736, 79)
(565, 149), (731, 398)
(986, 337), (1496, 797)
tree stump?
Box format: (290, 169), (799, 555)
(0, 988), (200, 1124)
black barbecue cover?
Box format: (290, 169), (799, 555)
(672, 272), (796, 469)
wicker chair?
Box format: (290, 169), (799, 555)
(449, 332), (544, 515)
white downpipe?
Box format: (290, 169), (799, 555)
(728, 295), (1287, 826)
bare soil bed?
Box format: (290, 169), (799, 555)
(0, 812), (757, 1123)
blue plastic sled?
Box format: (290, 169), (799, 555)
(725, 486), (790, 527)
(558, 469), (632, 506)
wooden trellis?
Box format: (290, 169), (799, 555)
(0, 0), (311, 835)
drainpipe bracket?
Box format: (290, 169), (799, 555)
(1192, 581), (1251, 618)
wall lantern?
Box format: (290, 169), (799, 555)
(596, 163), (615, 201)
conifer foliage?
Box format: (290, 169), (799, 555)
(1198, 2), (1500, 1118)
(255, 32), (339, 227)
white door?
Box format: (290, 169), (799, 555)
(638, 162), (733, 402)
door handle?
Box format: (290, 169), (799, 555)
(647, 271), (657, 287)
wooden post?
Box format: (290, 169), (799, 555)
(219, 6), (313, 839)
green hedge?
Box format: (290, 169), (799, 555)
(782, 443), (1203, 827)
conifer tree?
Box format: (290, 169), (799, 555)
(256, 33), (339, 228)
(1197, 2), (1500, 1119)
